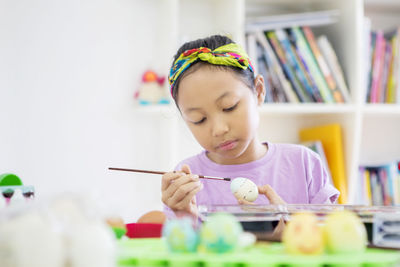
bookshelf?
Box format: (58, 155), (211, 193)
(135, 0), (400, 205)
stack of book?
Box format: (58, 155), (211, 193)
(357, 162), (400, 206)
(246, 11), (350, 103)
(365, 27), (400, 104)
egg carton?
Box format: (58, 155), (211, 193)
(117, 238), (400, 267)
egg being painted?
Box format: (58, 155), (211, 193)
(230, 177), (258, 202)
(282, 212), (324, 255)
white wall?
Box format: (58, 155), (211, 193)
(0, 0), (190, 222)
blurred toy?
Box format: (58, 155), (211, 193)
(282, 212), (324, 255)
(323, 210), (367, 253)
(106, 217), (127, 239)
(0, 173), (35, 206)
(134, 70), (169, 105)
(162, 217), (199, 253)
(199, 213), (243, 253)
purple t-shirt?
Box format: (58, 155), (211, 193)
(164, 142), (340, 216)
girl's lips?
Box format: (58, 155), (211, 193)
(218, 140), (237, 151)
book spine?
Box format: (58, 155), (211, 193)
(380, 42), (392, 103)
(302, 26), (338, 96)
(255, 31), (299, 103)
(317, 35), (351, 103)
(288, 29), (324, 102)
(260, 44), (289, 103)
(386, 35), (397, 104)
(366, 32), (376, 103)
(256, 43), (274, 103)
(266, 31), (309, 102)
(291, 27), (335, 103)
(370, 31), (385, 103)
(364, 168), (372, 205)
(395, 28), (400, 104)
(274, 29), (314, 102)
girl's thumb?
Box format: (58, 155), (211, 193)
(181, 164), (192, 175)
(259, 185), (286, 205)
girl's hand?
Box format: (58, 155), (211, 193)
(161, 164), (203, 217)
(237, 184), (286, 205)
(258, 184), (286, 205)
(236, 184), (287, 242)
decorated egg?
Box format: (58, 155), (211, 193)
(162, 217), (199, 253)
(323, 210), (367, 253)
(282, 212), (324, 255)
(199, 213), (243, 253)
(230, 177), (258, 202)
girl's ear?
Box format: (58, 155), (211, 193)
(254, 74), (266, 106)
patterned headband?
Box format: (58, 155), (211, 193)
(168, 43), (254, 95)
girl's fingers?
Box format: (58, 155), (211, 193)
(259, 184), (286, 205)
(166, 180), (202, 209)
(237, 198), (254, 205)
(164, 174), (199, 200)
(176, 183), (203, 211)
(181, 164), (191, 175)
(161, 171), (183, 191)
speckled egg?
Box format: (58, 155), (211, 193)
(323, 210), (367, 253)
(199, 213), (243, 253)
(230, 177), (258, 202)
(282, 212), (324, 255)
(162, 217), (199, 253)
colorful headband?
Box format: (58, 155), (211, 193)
(168, 43), (254, 94)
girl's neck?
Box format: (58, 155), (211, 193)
(207, 138), (268, 165)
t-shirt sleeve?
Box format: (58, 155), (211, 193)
(306, 149), (340, 204)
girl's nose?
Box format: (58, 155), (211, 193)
(211, 118), (229, 137)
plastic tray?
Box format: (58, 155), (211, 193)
(117, 238), (400, 267)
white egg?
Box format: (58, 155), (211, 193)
(230, 177), (258, 202)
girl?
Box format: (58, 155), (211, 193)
(162, 35), (339, 218)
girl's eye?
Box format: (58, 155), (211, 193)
(223, 103), (238, 112)
(193, 118), (206, 125)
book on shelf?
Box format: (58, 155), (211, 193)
(365, 26), (400, 104)
(358, 162), (400, 206)
(317, 35), (351, 103)
(274, 29), (316, 102)
(266, 30), (311, 102)
(301, 140), (333, 186)
(289, 27), (333, 103)
(298, 123), (347, 204)
(245, 15), (350, 103)
(254, 31), (299, 103)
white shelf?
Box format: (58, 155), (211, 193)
(259, 103), (356, 114)
(134, 0), (400, 205)
(362, 104), (400, 115)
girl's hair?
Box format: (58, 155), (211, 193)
(170, 35), (255, 103)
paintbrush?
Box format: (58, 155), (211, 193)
(108, 167), (231, 181)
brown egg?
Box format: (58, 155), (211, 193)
(137, 210), (167, 224)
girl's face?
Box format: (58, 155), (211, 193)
(177, 67), (266, 165)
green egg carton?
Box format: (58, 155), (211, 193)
(117, 238), (400, 267)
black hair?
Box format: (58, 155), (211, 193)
(170, 35), (255, 104)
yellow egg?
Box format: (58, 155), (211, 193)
(323, 210), (367, 253)
(282, 212), (324, 255)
